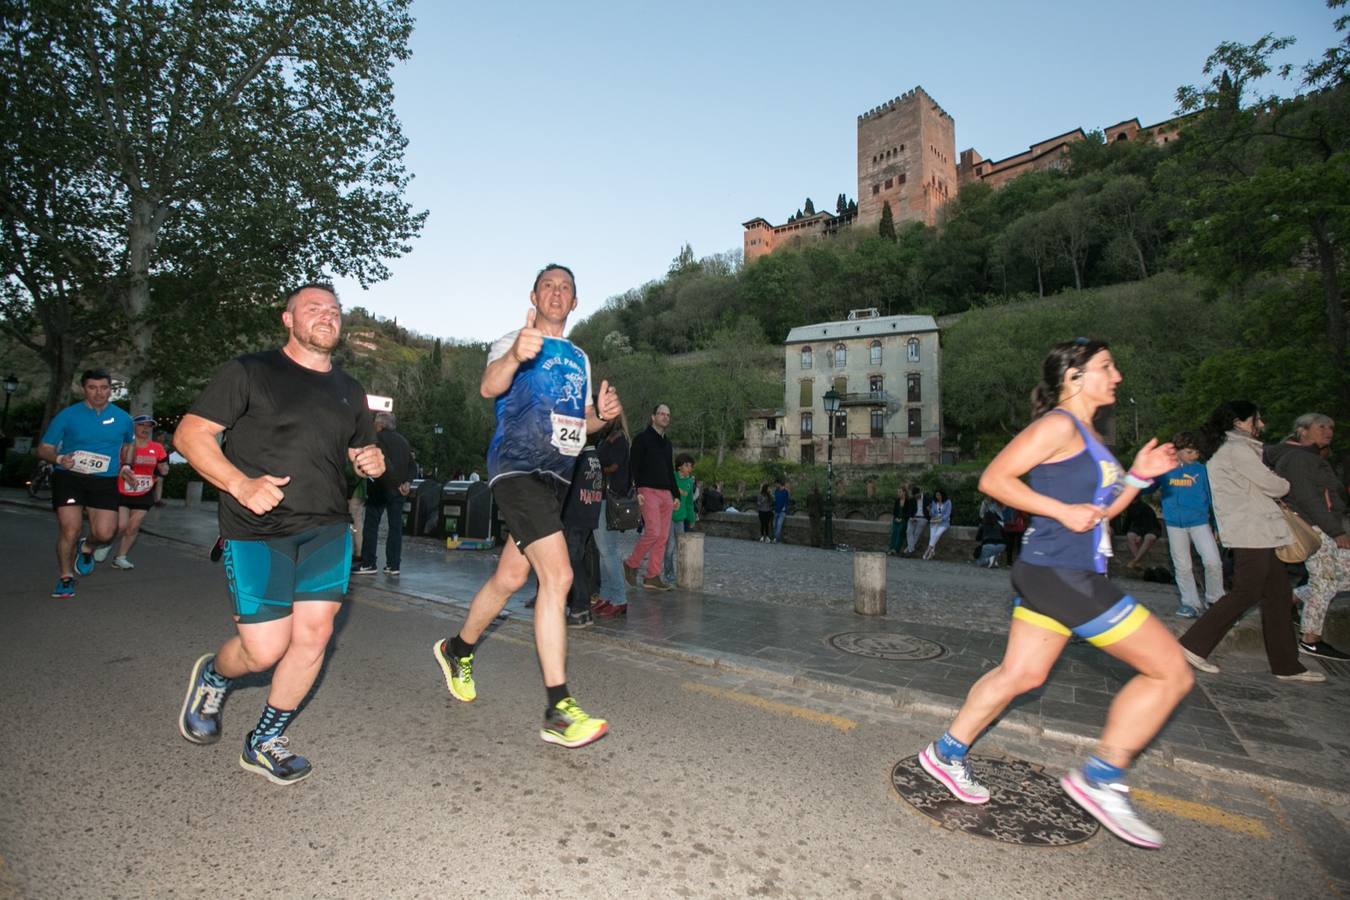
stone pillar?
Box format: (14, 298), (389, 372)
(184, 481), (204, 507)
(677, 532), (704, 591)
(854, 551), (886, 616)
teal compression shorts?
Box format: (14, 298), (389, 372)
(222, 523), (352, 624)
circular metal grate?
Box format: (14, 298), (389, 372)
(828, 631), (945, 661)
(891, 754), (1099, 846)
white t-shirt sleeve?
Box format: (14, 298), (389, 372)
(486, 330), (521, 367)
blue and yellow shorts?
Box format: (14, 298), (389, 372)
(222, 523), (352, 624)
(1009, 560), (1149, 647)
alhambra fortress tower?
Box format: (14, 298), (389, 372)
(743, 86), (1187, 261)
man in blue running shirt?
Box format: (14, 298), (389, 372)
(37, 368), (135, 599)
(434, 264), (624, 749)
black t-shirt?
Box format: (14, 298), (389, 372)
(562, 447), (603, 530)
(597, 431), (630, 495)
(370, 427), (413, 500)
(190, 349), (376, 539)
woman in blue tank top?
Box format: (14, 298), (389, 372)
(917, 339), (1190, 850)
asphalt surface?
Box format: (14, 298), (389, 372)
(3, 504), (1349, 898)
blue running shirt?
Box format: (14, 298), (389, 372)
(1020, 409), (1124, 574)
(486, 332), (592, 484)
(40, 402), (134, 477)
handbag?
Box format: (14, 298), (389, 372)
(605, 487), (642, 532)
(1275, 503), (1322, 564)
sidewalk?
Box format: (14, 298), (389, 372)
(7, 487), (1347, 803)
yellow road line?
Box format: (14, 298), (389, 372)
(682, 681), (857, 732)
(1132, 788), (1270, 839)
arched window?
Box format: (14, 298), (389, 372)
(869, 340), (882, 366)
(800, 346), (812, 370)
(833, 343), (847, 368)
(906, 338), (920, 363)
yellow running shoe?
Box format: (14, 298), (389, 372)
(433, 639), (476, 702)
(541, 696), (609, 748)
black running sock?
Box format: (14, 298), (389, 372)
(249, 703), (297, 748)
(449, 634), (475, 659)
(546, 683), (569, 708)
(201, 659), (231, 690)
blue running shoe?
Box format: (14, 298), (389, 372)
(179, 653), (227, 745)
(51, 577), (75, 599)
(240, 734), (312, 785)
(74, 541), (96, 576)
(1175, 606), (1200, 619)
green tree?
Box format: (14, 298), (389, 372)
(878, 201), (896, 241)
(803, 197), (815, 216)
(0, 0), (425, 417)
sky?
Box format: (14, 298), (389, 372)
(333, 0), (1341, 344)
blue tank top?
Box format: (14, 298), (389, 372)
(486, 334), (591, 484)
(1020, 409), (1124, 573)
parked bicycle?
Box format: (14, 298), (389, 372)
(26, 459), (52, 500)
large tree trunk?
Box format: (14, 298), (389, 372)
(125, 196), (160, 416)
(40, 336), (81, 432)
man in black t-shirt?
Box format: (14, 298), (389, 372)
(353, 411), (413, 576)
(173, 283), (385, 786)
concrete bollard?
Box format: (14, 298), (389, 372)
(677, 531), (704, 591)
(184, 481), (204, 507)
(854, 551), (886, 616)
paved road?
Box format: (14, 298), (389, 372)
(3, 506), (1347, 898)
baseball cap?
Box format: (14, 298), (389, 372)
(133, 415), (157, 425)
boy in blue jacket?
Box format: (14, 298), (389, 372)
(1146, 431), (1222, 617)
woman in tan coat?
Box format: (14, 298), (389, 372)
(1178, 400), (1325, 682)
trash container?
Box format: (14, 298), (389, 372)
(405, 478), (444, 537)
(443, 480), (497, 540)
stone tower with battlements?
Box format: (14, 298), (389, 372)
(856, 86), (958, 228)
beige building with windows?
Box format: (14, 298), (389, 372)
(751, 309), (940, 465)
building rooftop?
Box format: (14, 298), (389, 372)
(785, 314), (938, 344)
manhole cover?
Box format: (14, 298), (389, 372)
(891, 754), (1099, 846)
(828, 632), (945, 661)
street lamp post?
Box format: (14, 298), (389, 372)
(822, 388), (841, 549)
(1, 374), (17, 454)
(432, 423), (444, 480)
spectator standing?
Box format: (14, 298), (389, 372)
(772, 477), (790, 543)
(1178, 401), (1324, 682)
(755, 483), (773, 542)
(887, 485), (909, 555)
(1145, 431), (1222, 618)
(923, 489), (952, 560)
(663, 453), (697, 583)
(1266, 413), (1350, 660)
(624, 403), (678, 591)
(807, 483), (825, 548)
(591, 416), (632, 618)
(353, 411), (413, 576)
(1122, 497), (1161, 570)
(561, 442), (605, 626)
(904, 485), (929, 555)
(110, 415), (170, 569)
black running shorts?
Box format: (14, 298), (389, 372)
(1010, 559), (1150, 648)
(492, 472), (569, 552)
(51, 469), (120, 512)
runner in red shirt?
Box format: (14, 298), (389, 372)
(112, 415), (169, 569)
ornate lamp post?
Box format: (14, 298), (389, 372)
(1, 374), (17, 453)
(822, 388), (841, 549)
